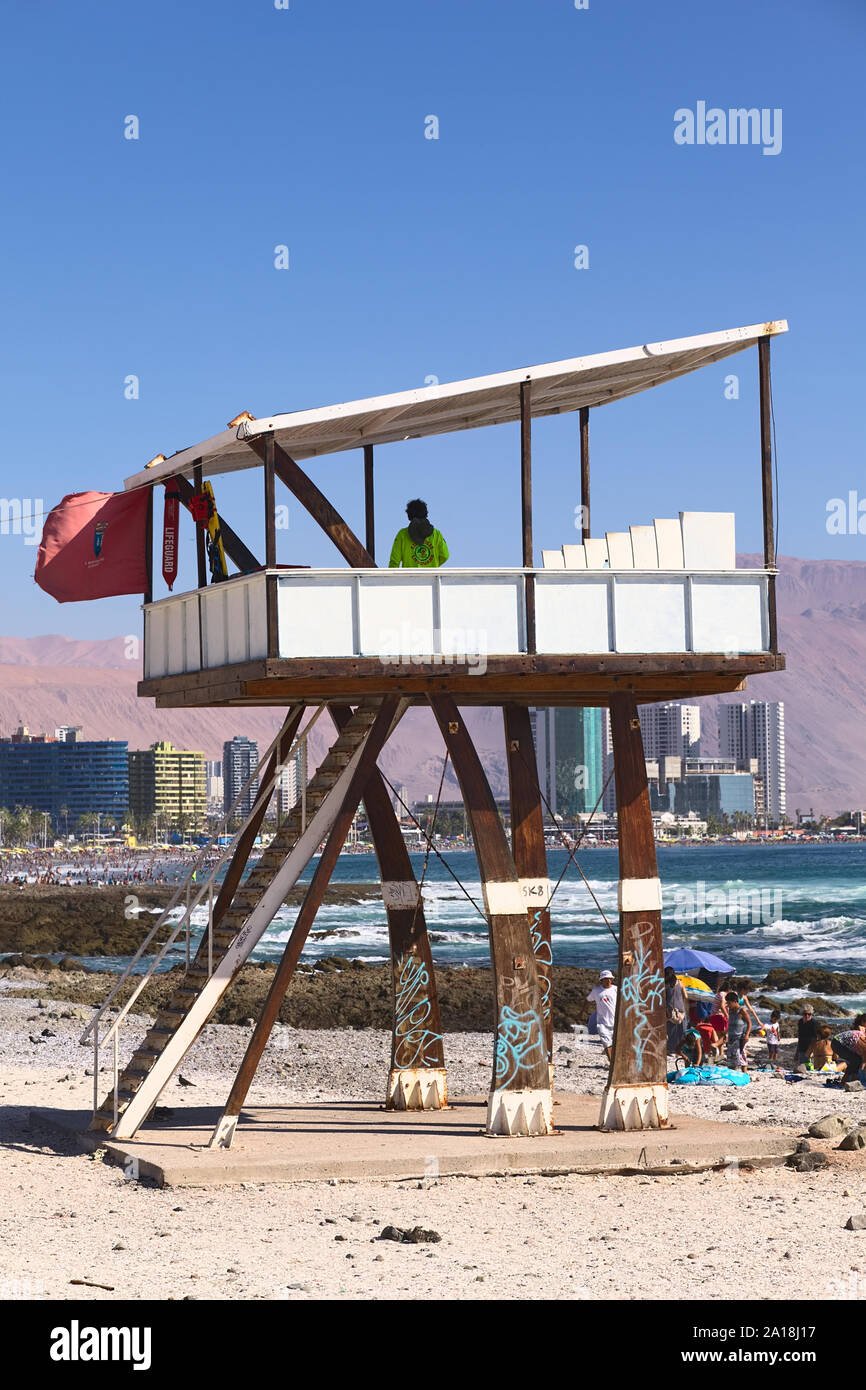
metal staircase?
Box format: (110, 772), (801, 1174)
(84, 700), (385, 1139)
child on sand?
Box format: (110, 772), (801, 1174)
(766, 1010), (781, 1063)
(725, 991), (751, 1071)
(678, 1026), (703, 1068)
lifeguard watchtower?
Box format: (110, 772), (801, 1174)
(79, 320), (786, 1145)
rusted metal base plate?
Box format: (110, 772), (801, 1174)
(32, 1094), (796, 1188)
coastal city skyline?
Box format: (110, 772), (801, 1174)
(0, 697), (849, 843)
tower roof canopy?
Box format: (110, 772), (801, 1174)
(124, 320), (787, 491)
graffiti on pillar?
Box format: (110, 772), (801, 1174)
(393, 954), (443, 1069)
(494, 1005), (545, 1088)
(528, 908), (552, 1025)
(620, 926), (666, 1071)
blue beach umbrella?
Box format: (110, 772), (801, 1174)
(664, 946), (735, 973)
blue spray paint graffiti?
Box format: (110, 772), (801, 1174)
(393, 954), (443, 1069)
(494, 1005), (545, 1089)
(620, 935), (665, 1070)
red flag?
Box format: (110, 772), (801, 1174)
(35, 490), (150, 603)
(162, 479), (180, 590)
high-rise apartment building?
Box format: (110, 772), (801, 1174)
(128, 742), (206, 825)
(0, 730), (128, 828)
(531, 707), (604, 818)
(205, 759), (223, 805)
(720, 701), (786, 826)
(640, 703), (702, 760)
(223, 736), (260, 818)
(275, 743), (306, 820)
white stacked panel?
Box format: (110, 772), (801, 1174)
(680, 511), (736, 570)
(606, 532), (634, 569)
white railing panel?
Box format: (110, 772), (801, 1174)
(615, 579), (687, 653)
(278, 575), (355, 657)
(201, 585), (228, 669)
(439, 574), (523, 655)
(359, 574), (436, 656)
(691, 577), (766, 653)
(534, 576), (610, 653)
(142, 567), (772, 671)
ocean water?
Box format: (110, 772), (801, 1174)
(110, 842), (866, 991)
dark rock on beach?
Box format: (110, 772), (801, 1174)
(787, 1151), (830, 1173)
(762, 968), (866, 997)
(0, 881), (383, 957)
(758, 994), (853, 1019)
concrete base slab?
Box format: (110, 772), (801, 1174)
(30, 1094), (797, 1188)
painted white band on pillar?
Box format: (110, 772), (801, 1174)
(482, 881), (527, 916)
(519, 877), (550, 903)
(618, 877), (663, 912)
(382, 880), (422, 909)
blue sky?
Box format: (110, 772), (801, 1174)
(1, 0), (864, 639)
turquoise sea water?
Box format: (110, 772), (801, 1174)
(100, 843), (866, 992)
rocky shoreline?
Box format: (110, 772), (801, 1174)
(0, 881), (382, 957)
(2, 885), (864, 1035)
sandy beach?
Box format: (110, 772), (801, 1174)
(3, 976), (866, 1303)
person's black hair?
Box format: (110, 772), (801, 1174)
(405, 498), (433, 543)
(855, 1013), (866, 1027)
(725, 990), (739, 1003)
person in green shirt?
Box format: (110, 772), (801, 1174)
(388, 498), (449, 568)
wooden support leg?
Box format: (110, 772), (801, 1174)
(429, 696), (552, 1137)
(503, 706), (553, 1072)
(599, 695), (669, 1131)
(209, 697), (403, 1148)
(331, 706), (446, 1111)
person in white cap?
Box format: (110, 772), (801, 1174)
(587, 970), (617, 1060)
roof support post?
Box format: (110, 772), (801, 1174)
(192, 460), (207, 589)
(579, 406), (591, 540)
(520, 381), (536, 655)
(363, 445), (375, 563)
(264, 434), (277, 569)
(246, 436), (374, 568)
(143, 486), (153, 605)
(758, 337), (777, 651)
(599, 695), (669, 1131)
(264, 434), (279, 656)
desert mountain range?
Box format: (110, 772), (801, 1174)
(3, 554), (865, 814)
